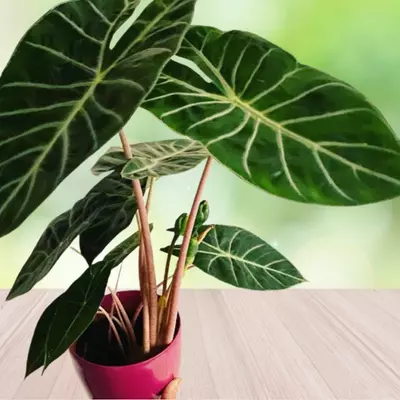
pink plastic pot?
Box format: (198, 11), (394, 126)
(69, 290), (181, 399)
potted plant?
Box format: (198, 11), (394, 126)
(1, 0), (399, 399)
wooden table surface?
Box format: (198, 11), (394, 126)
(1, 290), (400, 399)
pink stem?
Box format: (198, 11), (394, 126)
(163, 157), (213, 344)
(132, 266), (194, 329)
(118, 131), (158, 348)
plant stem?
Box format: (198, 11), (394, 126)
(132, 266), (194, 331)
(111, 316), (125, 330)
(108, 263), (123, 342)
(163, 157), (213, 344)
(136, 177), (156, 353)
(158, 233), (178, 334)
(97, 311), (126, 331)
(119, 131), (158, 348)
(108, 287), (137, 347)
(137, 234), (150, 353)
(146, 177), (155, 210)
(137, 178), (155, 353)
(159, 264), (194, 339)
(132, 176), (158, 348)
(118, 130), (133, 158)
(198, 225), (214, 243)
(162, 235), (179, 296)
(98, 307), (126, 357)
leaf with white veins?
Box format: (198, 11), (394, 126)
(163, 224), (305, 290)
(142, 25), (400, 206)
(92, 138), (208, 179)
(79, 174), (147, 265)
(25, 228), (151, 377)
(0, 0), (196, 238)
(7, 171), (145, 300)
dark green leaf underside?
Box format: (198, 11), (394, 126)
(142, 25), (400, 206)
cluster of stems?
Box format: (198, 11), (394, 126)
(102, 131), (212, 355)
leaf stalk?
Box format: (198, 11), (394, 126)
(163, 157), (213, 344)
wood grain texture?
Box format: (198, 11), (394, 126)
(0, 290), (400, 399)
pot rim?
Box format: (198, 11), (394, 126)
(70, 289), (181, 370)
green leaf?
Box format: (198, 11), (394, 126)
(79, 175), (147, 265)
(25, 229), (146, 377)
(142, 26), (400, 205)
(0, 0), (196, 238)
(103, 223), (153, 266)
(92, 139), (208, 179)
(163, 225), (305, 290)
(6, 171), (143, 300)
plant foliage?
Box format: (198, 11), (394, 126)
(1, 0), (398, 379)
(0, 0), (196, 238)
(142, 26), (400, 205)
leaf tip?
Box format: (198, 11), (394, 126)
(5, 288), (19, 301)
(5, 292), (14, 302)
(24, 363), (37, 380)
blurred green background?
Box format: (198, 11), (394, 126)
(0, 0), (399, 289)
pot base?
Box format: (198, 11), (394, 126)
(70, 290), (182, 399)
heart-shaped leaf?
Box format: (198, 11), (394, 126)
(25, 228), (148, 377)
(0, 0), (196, 238)
(142, 26), (400, 205)
(163, 225), (305, 290)
(92, 139), (208, 179)
(6, 172), (145, 300)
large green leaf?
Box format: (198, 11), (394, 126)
(6, 172), (144, 300)
(25, 228), (148, 377)
(92, 138), (208, 178)
(164, 225), (305, 290)
(0, 0), (196, 238)
(142, 26), (400, 205)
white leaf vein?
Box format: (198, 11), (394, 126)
(53, 10), (102, 45)
(188, 104), (236, 131)
(243, 119), (260, 178)
(280, 108), (371, 126)
(313, 150), (354, 201)
(276, 129), (304, 198)
(206, 111), (250, 147)
(161, 100), (229, 118)
(26, 41), (96, 74)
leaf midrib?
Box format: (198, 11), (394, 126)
(0, 2), (131, 217)
(0, 81), (100, 216)
(180, 41), (400, 187)
(200, 241), (304, 282)
(2, 0), (181, 217)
